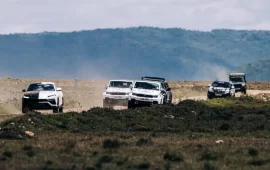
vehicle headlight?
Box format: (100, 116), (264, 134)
(48, 94), (56, 98)
(208, 88), (213, 92)
(23, 95), (30, 99)
(153, 95), (158, 98)
(242, 83), (246, 86)
(132, 93), (137, 96)
(225, 89), (230, 93)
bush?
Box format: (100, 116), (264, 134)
(136, 138), (153, 146)
(103, 139), (120, 149)
(2, 151), (12, 158)
(163, 152), (183, 162)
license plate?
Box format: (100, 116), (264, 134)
(215, 94), (222, 96)
(141, 98), (149, 101)
(236, 88), (240, 90)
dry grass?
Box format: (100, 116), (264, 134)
(0, 132), (270, 170)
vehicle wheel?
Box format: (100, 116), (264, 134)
(243, 90), (247, 95)
(22, 107), (28, 113)
(53, 107), (60, 113)
(103, 100), (109, 108)
(59, 106), (63, 113)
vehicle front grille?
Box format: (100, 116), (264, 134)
(23, 99), (56, 105)
(135, 94), (154, 98)
(234, 84), (242, 88)
(110, 92), (126, 95)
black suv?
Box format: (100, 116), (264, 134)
(229, 73), (247, 94)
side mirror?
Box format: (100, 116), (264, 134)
(57, 87), (62, 91)
(129, 84), (133, 90)
(22, 89), (26, 92)
(104, 85), (108, 90)
(166, 87), (171, 91)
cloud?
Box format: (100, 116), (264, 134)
(0, 0), (269, 34)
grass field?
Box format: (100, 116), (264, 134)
(0, 97), (270, 170)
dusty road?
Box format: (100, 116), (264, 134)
(0, 78), (269, 123)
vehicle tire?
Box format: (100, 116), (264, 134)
(128, 100), (136, 109)
(207, 96), (213, 100)
(22, 107), (28, 113)
(103, 100), (109, 108)
(59, 107), (63, 113)
(59, 98), (64, 113)
(53, 107), (60, 113)
(243, 89), (247, 95)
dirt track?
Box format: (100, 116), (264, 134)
(0, 78), (270, 122)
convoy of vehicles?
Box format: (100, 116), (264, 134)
(21, 82), (64, 113)
(20, 73), (247, 112)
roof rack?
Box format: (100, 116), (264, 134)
(229, 73), (245, 76)
(141, 76), (166, 82)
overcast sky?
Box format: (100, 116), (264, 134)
(0, 0), (269, 34)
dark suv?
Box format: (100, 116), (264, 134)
(141, 76), (172, 104)
(229, 73), (247, 94)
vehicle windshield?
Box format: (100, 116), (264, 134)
(212, 82), (230, 88)
(109, 81), (132, 88)
(230, 77), (245, 83)
(27, 83), (55, 91)
(134, 82), (160, 91)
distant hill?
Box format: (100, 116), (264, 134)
(236, 58), (270, 81)
(0, 27), (270, 80)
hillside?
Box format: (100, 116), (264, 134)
(1, 27), (270, 80)
(237, 58), (270, 81)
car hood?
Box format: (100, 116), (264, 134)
(105, 87), (131, 93)
(132, 88), (160, 95)
(24, 91), (57, 99)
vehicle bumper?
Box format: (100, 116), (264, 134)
(103, 95), (129, 106)
(234, 87), (246, 92)
(22, 98), (57, 109)
(207, 92), (231, 98)
(129, 96), (162, 105)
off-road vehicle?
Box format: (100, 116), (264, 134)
(103, 80), (133, 108)
(229, 73), (247, 94)
(129, 80), (167, 108)
(22, 82), (64, 113)
(207, 81), (235, 99)
(141, 76), (172, 104)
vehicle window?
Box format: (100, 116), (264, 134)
(230, 77), (245, 82)
(164, 83), (169, 88)
(109, 81), (132, 88)
(212, 82), (230, 88)
(134, 82), (160, 91)
(27, 84), (55, 91)
(161, 83), (165, 89)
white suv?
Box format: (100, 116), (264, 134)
(103, 80), (133, 108)
(129, 80), (167, 108)
(22, 82), (64, 113)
